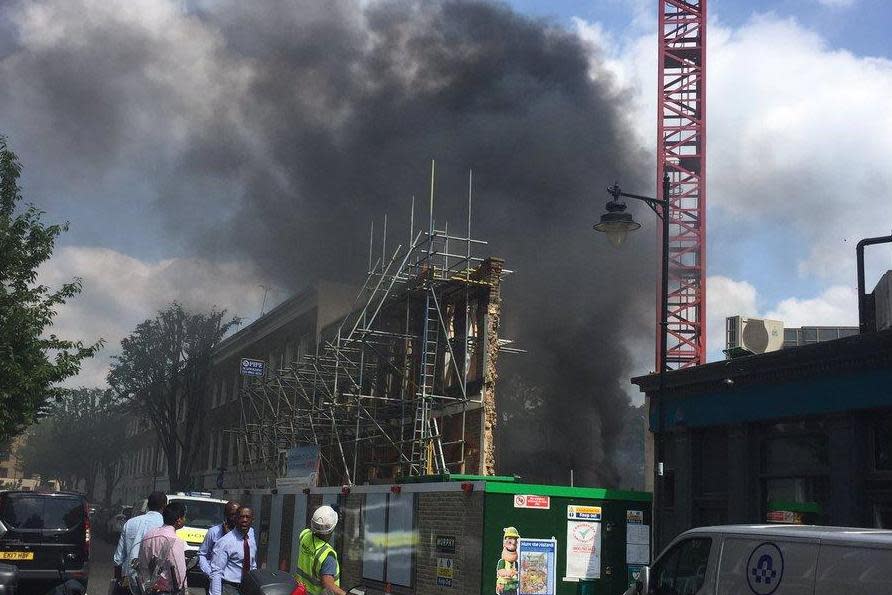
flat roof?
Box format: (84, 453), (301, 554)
(633, 327), (892, 395)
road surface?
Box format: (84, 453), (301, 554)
(89, 535), (204, 595)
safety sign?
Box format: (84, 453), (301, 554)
(437, 557), (454, 587)
(567, 505), (602, 521)
(514, 495), (551, 509)
(746, 542), (784, 595)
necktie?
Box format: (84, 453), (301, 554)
(242, 534), (251, 583)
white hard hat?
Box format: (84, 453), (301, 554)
(311, 505), (338, 535)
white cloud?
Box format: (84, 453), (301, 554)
(575, 13), (892, 286)
(703, 275), (857, 361)
(705, 276), (759, 357)
(38, 246), (279, 388)
(765, 285), (858, 327)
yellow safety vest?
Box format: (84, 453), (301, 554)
(295, 528), (340, 594)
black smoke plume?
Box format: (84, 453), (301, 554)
(1, 0), (655, 487)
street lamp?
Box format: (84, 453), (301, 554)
(595, 172), (671, 548)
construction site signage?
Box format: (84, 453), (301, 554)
(436, 557), (454, 587)
(435, 535), (456, 554)
(518, 538), (557, 595)
(240, 358), (265, 377)
(566, 505), (602, 521)
(565, 518), (601, 580)
(514, 495), (550, 510)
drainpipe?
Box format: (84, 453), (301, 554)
(857, 234), (892, 334)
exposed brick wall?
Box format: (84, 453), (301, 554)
(340, 493), (365, 587)
(481, 258), (504, 476)
(414, 492), (484, 594)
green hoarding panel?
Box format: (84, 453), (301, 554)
(481, 490), (652, 595)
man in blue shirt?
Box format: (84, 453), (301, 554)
(198, 500), (241, 577)
(113, 491), (167, 587)
(209, 506), (257, 595)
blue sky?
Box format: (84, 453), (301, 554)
(509, 0), (892, 59)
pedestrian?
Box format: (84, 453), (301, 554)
(199, 500), (243, 577)
(294, 505), (344, 595)
(113, 491), (167, 590)
(138, 501), (188, 594)
(209, 506), (257, 595)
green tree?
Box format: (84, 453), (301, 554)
(108, 303), (239, 491)
(18, 387), (127, 499)
(0, 136), (102, 443)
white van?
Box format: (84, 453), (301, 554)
(625, 524), (892, 595)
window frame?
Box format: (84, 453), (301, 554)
(649, 537), (713, 595)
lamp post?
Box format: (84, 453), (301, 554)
(595, 172), (671, 549)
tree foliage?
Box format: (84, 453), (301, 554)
(0, 135), (102, 443)
(18, 387), (127, 500)
(108, 303), (239, 491)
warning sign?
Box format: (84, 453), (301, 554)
(514, 495), (551, 509)
(437, 557), (455, 587)
(567, 505), (602, 521)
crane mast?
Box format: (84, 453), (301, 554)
(657, 0), (707, 369)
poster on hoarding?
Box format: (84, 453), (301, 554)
(275, 445), (320, 489)
(565, 520), (601, 579)
(518, 538), (557, 595)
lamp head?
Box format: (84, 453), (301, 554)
(594, 199), (641, 247)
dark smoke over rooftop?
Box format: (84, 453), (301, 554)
(1, 0), (655, 486)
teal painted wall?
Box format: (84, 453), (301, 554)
(651, 367), (892, 430)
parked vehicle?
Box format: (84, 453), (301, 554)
(166, 492), (227, 588)
(625, 524), (892, 595)
(0, 491), (90, 594)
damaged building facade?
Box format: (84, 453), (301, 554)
(235, 225), (508, 487)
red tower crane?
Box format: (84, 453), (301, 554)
(657, 0), (707, 369)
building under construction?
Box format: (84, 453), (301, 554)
(234, 175), (512, 488)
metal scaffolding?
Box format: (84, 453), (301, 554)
(235, 163), (510, 487)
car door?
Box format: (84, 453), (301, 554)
(649, 536), (714, 595)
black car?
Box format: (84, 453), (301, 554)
(0, 491), (90, 593)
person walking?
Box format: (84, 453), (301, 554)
(138, 501), (188, 594)
(113, 491), (167, 590)
(295, 505), (344, 595)
(199, 500), (245, 577)
(209, 506), (257, 595)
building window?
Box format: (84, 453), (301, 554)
(762, 433), (828, 475)
(871, 414), (892, 472)
(760, 422), (830, 521)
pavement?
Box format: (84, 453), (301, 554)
(89, 535), (205, 595)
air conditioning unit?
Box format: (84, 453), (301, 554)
(725, 316), (784, 358)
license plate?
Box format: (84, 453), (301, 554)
(0, 551), (34, 560)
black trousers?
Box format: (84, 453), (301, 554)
(222, 580), (243, 594)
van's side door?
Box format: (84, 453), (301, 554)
(716, 536), (818, 595)
(648, 536), (715, 595)
(814, 542), (892, 595)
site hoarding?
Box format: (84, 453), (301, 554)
(481, 483), (651, 595)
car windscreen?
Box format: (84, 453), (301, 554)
(168, 499), (225, 530)
(0, 494), (84, 530)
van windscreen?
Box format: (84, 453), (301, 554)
(0, 495), (84, 530)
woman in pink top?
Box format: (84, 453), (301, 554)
(138, 501), (188, 594)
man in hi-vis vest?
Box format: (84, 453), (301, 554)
(296, 505), (345, 595)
